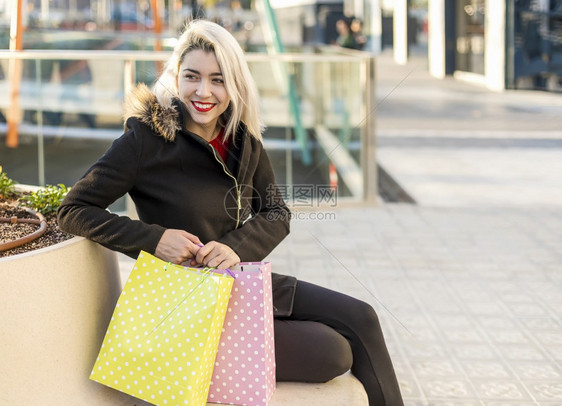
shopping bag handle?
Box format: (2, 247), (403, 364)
(164, 262), (237, 279)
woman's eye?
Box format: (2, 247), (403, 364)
(213, 78), (224, 84)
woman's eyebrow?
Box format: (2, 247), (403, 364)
(183, 68), (223, 76)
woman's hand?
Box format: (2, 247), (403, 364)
(155, 229), (202, 264)
(193, 241), (240, 270)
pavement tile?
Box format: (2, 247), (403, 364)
(463, 361), (513, 379)
(471, 379), (532, 401)
(510, 362), (562, 380)
(524, 381), (562, 402)
(419, 378), (475, 399)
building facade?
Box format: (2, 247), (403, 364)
(427, 0), (561, 92)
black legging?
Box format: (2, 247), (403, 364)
(274, 280), (403, 406)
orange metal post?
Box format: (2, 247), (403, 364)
(151, 0), (162, 52)
(151, 0), (162, 73)
(7, 0), (24, 148)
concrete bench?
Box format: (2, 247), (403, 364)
(126, 372), (369, 406)
(266, 372), (369, 406)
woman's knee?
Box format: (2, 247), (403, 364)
(356, 300), (380, 326)
(343, 298), (382, 335)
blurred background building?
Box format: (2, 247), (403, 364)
(2, 0), (560, 87)
(1, 0), (561, 203)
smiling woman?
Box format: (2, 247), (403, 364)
(57, 19), (403, 406)
(177, 49), (231, 141)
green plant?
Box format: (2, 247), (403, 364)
(19, 184), (71, 216)
(0, 166), (18, 200)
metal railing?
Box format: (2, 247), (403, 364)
(0, 47), (376, 204)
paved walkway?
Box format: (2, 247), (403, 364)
(263, 204), (562, 406)
(273, 50), (562, 405)
(118, 49), (562, 405)
(375, 48), (562, 208)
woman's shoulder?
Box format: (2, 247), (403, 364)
(123, 83), (181, 143)
(237, 124), (264, 151)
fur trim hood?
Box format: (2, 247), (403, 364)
(123, 83), (181, 142)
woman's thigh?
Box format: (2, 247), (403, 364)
(274, 319), (352, 382)
(289, 280), (381, 338)
(273, 280), (378, 382)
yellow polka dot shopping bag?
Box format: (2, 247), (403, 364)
(90, 251), (234, 406)
(207, 262), (275, 406)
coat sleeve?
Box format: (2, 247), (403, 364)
(57, 131), (166, 258)
(217, 143), (290, 262)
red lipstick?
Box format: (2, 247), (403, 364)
(192, 101), (215, 112)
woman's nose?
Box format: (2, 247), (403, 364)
(196, 80), (211, 97)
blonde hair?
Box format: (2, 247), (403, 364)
(152, 19), (263, 142)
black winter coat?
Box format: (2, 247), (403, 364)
(57, 85), (297, 316)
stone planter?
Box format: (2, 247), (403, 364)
(0, 236), (148, 405)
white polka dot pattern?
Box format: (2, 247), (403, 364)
(207, 262), (275, 406)
(90, 251), (234, 406)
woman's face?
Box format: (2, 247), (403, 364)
(177, 49), (230, 138)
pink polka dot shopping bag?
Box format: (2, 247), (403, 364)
(207, 262), (275, 406)
(90, 251), (234, 406)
